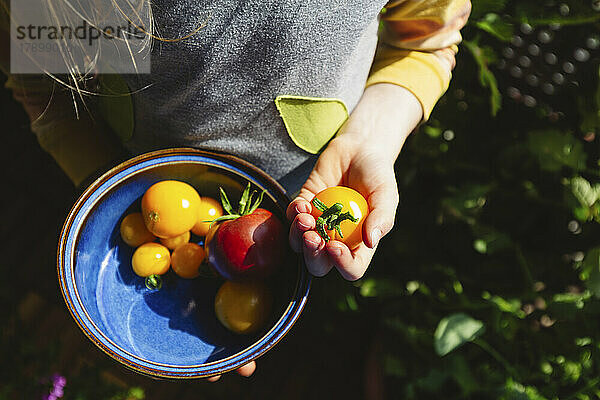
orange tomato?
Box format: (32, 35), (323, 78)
(214, 280), (272, 334)
(171, 243), (206, 279)
(120, 212), (156, 247)
(132, 242), (171, 277)
(159, 231), (190, 250)
(191, 197), (224, 237)
(310, 186), (369, 250)
(141, 180), (201, 238)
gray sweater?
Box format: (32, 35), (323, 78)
(122, 0), (386, 191)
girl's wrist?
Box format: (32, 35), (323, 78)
(338, 83), (423, 163)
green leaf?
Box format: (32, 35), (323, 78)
(358, 277), (403, 298)
(472, 225), (512, 255)
(486, 295), (526, 318)
(463, 39), (502, 116)
(423, 124), (442, 138)
(571, 177), (600, 207)
(548, 291), (591, 320)
(127, 387), (145, 400)
(469, 0), (508, 20)
(442, 184), (492, 222)
(219, 187), (234, 215)
(583, 248), (600, 297)
(502, 378), (548, 400)
(528, 130), (587, 172)
(238, 183), (251, 215)
(475, 13), (514, 41)
(247, 190), (265, 214)
(474, 239), (487, 254)
(434, 313), (485, 356)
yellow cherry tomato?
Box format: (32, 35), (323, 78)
(120, 212), (156, 247)
(159, 231), (190, 250)
(141, 180), (201, 238)
(310, 186), (369, 250)
(171, 243), (206, 279)
(131, 242), (171, 277)
(191, 197), (224, 237)
(214, 280), (272, 335)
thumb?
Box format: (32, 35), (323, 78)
(362, 181), (399, 249)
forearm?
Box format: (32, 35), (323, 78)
(337, 83), (422, 164)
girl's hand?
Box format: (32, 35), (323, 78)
(287, 83), (423, 280)
(206, 361), (256, 382)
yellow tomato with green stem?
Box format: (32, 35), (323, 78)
(132, 242), (171, 290)
(310, 186), (369, 250)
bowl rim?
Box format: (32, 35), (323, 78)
(57, 148), (311, 379)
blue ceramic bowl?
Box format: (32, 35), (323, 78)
(58, 148), (311, 379)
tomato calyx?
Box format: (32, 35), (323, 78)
(145, 274), (162, 290)
(210, 183), (265, 224)
(312, 197), (358, 242)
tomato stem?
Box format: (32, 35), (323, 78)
(215, 183), (266, 222)
(145, 274), (162, 290)
(311, 198), (358, 242)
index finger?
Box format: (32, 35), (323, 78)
(286, 197), (312, 221)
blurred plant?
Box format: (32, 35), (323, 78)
(329, 0), (600, 398)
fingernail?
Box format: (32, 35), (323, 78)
(371, 228), (382, 247)
(297, 219), (311, 230)
(304, 238), (320, 251)
(328, 246), (342, 257)
(295, 202), (309, 214)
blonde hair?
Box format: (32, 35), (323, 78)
(5, 0), (205, 116)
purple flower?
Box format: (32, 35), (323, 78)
(41, 373), (67, 400)
(54, 375), (67, 388)
(50, 386), (64, 398)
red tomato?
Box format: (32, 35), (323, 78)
(207, 208), (285, 280)
(205, 184), (286, 281)
(310, 186), (369, 250)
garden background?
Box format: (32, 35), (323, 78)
(2, 0), (600, 398)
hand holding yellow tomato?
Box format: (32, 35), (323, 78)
(286, 131), (400, 281)
(309, 186), (368, 250)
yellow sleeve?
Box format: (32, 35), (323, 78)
(366, 0), (472, 120)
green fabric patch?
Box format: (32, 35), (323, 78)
(97, 74), (134, 142)
(275, 95), (348, 154)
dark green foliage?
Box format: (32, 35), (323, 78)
(352, 1), (600, 398)
(2, 1), (600, 399)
